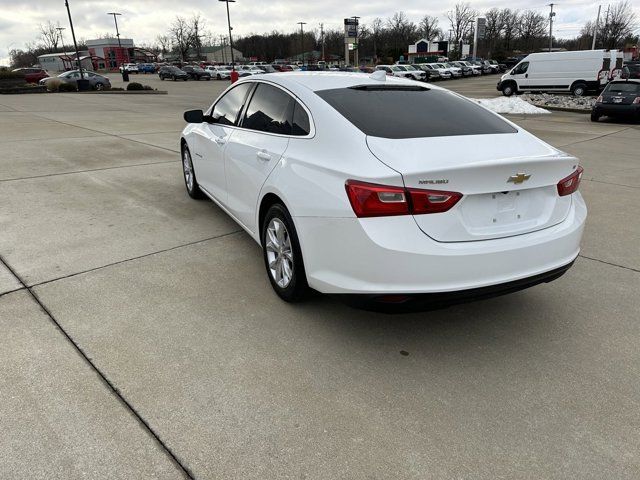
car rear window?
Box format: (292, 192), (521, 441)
(315, 86), (517, 139)
(607, 82), (640, 93)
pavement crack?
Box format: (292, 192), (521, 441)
(0, 254), (195, 480)
(578, 254), (640, 273)
(0, 159), (178, 183)
(28, 230), (244, 288)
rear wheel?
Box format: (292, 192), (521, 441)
(590, 110), (601, 122)
(261, 204), (309, 302)
(181, 144), (205, 200)
(94, 82), (104, 91)
(572, 82), (587, 96)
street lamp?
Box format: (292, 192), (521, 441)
(107, 12), (122, 48)
(297, 22), (306, 66)
(219, 0), (237, 81)
(64, 0), (84, 79)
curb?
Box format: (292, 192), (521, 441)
(529, 103), (591, 114)
(75, 90), (168, 95)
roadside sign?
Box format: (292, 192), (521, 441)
(344, 18), (358, 39)
(476, 17), (486, 39)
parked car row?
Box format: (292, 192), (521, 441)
(374, 60), (502, 82)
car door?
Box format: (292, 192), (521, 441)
(509, 61), (530, 90)
(223, 82), (299, 233)
(191, 82), (254, 204)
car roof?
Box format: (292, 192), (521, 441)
(234, 71), (445, 94)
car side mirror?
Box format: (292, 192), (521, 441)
(184, 109), (204, 123)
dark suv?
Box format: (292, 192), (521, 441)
(158, 66), (189, 81)
(182, 65), (211, 81)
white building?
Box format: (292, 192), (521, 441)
(38, 51), (92, 72)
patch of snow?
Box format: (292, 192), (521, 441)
(471, 97), (550, 114)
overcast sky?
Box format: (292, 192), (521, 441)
(1, 0), (638, 64)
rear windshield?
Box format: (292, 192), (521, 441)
(315, 86), (517, 139)
(607, 82), (640, 93)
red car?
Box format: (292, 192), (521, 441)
(13, 68), (49, 83)
(271, 64), (293, 72)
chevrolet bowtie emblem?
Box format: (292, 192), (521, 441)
(507, 173), (531, 184)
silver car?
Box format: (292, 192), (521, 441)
(39, 70), (111, 90)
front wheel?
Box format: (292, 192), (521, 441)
(501, 83), (516, 97)
(181, 145), (205, 200)
(94, 82), (104, 91)
(262, 204), (310, 302)
(590, 111), (601, 122)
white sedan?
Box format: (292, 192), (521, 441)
(179, 72), (586, 307)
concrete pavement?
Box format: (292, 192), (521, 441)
(1, 73), (638, 478)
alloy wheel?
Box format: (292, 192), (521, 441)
(182, 149), (194, 192)
(265, 218), (294, 288)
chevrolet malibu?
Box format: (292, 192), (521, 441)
(180, 72), (586, 305)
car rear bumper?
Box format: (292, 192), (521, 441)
(294, 193), (586, 295)
(593, 104), (640, 116)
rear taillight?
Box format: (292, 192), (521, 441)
(407, 188), (463, 214)
(345, 180), (462, 217)
(596, 95), (603, 103)
(633, 96), (640, 104)
(557, 166), (584, 196)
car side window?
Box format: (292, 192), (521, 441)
(291, 102), (310, 136)
(512, 62), (529, 75)
(241, 83), (294, 135)
(212, 83), (254, 126)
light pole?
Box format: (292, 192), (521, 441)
(107, 12), (123, 68)
(219, 0), (237, 80)
(64, 0), (84, 79)
(297, 22), (306, 66)
(56, 27), (66, 52)
(548, 3), (556, 52)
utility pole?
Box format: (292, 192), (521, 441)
(56, 27), (66, 53)
(107, 12), (123, 68)
(64, 0), (84, 79)
(603, 4), (610, 49)
(592, 5), (601, 49)
(320, 23), (325, 62)
(548, 3), (556, 52)
(297, 22), (306, 66)
(220, 35), (226, 64)
(219, 0), (236, 79)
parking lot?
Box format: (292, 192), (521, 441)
(1, 74), (639, 479)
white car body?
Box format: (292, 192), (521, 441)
(121, 63), (138, 73)
(462, 61), (483, 75)
(180, 72), (586, 300)
(377, 65), (424, 80)
(206, 66), (231, 79)
(442, 63), (463, 77)
(238, 65), (266, 75)
(427, 63), (452, 79)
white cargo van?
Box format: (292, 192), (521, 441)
(497, 50), (605, 97)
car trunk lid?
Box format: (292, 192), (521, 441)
(366, 132), (577, 242)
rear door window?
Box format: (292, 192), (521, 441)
(607, 82), (640, 93)
(241, 83), (294, 135)
(316, 86), (517, 139)
(212, 82), (254, 126)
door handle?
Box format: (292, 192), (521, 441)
(214, 137), (226, 146)
(256, 151), (271, 161)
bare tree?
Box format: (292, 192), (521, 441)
(447, 2), (477, 58)
(601, 1), (638, 49)
(499, 8), (519, 52)
(156, 35), (172, 56)
(484, 8), (503, 56)
(418, 15), (442, 41)
(517, 10), (547, 51)
(39, 21), (60, 53)
(386, 12), (417, 59)
(170, 16), (191, 62)
(371, 17), (383, 63)
(189, 14), (206, 60)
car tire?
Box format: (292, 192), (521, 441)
(183, 78), (188, 81)
(172, 75), (176, 81)
(261, 204), (310, 302)
(94, 82), (104, 91)
(501, 82), (516, 97)
(181, 144), (205, 200)
(217, 74), (221, 80)
(590, 111), (601, 122)
(572, 82), (587, 97)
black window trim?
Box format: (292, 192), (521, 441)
(207, 79), (315, 138)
